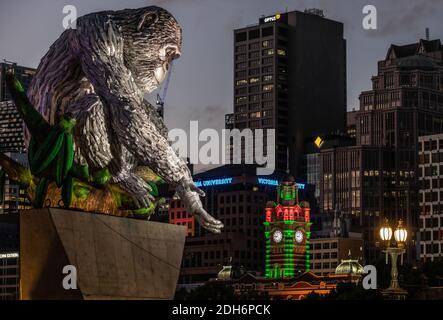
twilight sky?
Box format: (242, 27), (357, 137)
(1, 0), (443, 172)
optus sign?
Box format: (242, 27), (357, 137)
(263, 13), (281, 23)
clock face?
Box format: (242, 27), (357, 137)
(295, 230), (304, 243)
(273, 230), (283, 243)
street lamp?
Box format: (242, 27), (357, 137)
(379, 219), (392, 242)
(379, 218), (408, 300)
(394, 220), (408, 247)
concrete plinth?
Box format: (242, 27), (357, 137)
(20, 208), (186, 300)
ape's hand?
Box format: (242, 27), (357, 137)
(176, 182), (224, 234)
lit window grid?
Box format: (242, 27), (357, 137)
(418, 134), (443, 261)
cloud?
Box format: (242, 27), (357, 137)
(372, 0), (442, 37)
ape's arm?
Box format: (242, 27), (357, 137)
(72, 15), (223, 232)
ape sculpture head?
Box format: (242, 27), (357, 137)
(115, 6), (182, 92)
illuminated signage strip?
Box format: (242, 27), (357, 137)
(260, 13), (286, 25)
(0, 252), (19, 259)
(194, 177), (306, 189)
(263, 13), (281, 23)
(258, 178), (305, 190)
(194, 178), (233, 187)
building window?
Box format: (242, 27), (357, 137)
(262, 40), (273, 48)
(249, 68), (260, 76)
(249, 42), (260, 50)
(263, 84), (274, 92)
(277, 49), (286, 56)
(235, 70), (246, 78)
(235, 54), (246, 62)
(262, 57), (273, 65)
(262, 66), (273, 73)
(249, 51), (260, 59)
(262, 110), (272, 117)
(235, 88), (247, 95)
(249, 60), (260, 68)
(249, 94), (260, 102)
(250, 111), (261, 118)
(249, 29), (260, 40)
(262, 92), (272, 100)
(249, 103), (260, 110)
(262, 101), (273, 108)
(249, 85), (260, 93)
(236, 96), (247, 104)
(235, 32), (247, 42)
(263, 49), (274, 56)
(235, 45), (246, 52)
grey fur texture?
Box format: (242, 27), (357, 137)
(27, 6), (223, 233)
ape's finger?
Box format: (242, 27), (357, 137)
(190, 185), (205, 197)
(202, 224), (222, 234)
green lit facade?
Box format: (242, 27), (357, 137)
(264, 176), (311, 279)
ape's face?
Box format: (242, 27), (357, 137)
(153, 42), (181, 85)
(125, 7), (182, 93)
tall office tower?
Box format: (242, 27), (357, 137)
(0, 62), (35, 101)
(418, 134), (443, 262)
(0, 101), (25, 153)
(0, 62), (35, 215)
(320, 39), (443, 262)
(0, 213), (19, 300)
(230, 9), (346, 176)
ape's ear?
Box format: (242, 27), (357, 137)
(137, 12), (158, 31)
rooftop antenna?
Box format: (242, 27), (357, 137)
(425, 27), (430, 41)
(285, 147), (290, 174)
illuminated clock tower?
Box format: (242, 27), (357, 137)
(264, 175), (311, 279)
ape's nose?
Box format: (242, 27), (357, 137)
(168, 47), (181, 62)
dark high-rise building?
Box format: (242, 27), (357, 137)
(418, 134), (443, 262)
(0, 62), (35, 216)
(230, 9), (346, 176)
(346, 109), (357, 139)
(0, 101), (25, 153)
(0, 62), (35, 152)
(319, 39), (443, 262)
(0, 214), (19, 300)
(0, 62), (35, 102)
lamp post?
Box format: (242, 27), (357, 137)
(379, 218), (408, 300)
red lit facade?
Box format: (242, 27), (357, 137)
(169, 199), (195, 237)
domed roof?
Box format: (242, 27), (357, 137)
(335, 259), (364, 275)
(217, 265), (232, 280)
(396, 55), (437, 69)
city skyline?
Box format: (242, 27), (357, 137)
(1, 0), (443, 174)
(1, 1), (443, 302)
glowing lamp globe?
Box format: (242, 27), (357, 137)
(394, 220), (408, 246)
(379, 219), (393, 242)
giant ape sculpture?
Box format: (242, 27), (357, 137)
(26, 6), (223, 233)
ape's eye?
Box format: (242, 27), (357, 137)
(160, 45), (180, 62)
(166, 48), (174, 56)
